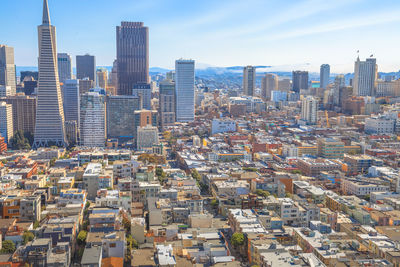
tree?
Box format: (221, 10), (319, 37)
(77, 230), (87, 246)
(231, 232), (245, 248)
(210, 199), (219, 209)
(9, 130), (31, 150)
(0, 240), (16, 253)
(33, 221), (40, 229)
(255, 189), (270, 198)
(191, 169), (201, 183)
(49, 157), (56, 167)
(122, 216), (131, 234)
(22, 231), (34, 245)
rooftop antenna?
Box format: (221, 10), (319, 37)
(356, 50), (360, 60)
(370, 54), (374, 58)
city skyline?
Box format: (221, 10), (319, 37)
(1, 0), (400, 73)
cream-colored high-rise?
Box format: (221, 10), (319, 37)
(33, 0), (67, 149)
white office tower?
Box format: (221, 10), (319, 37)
(0, 102), (13, 144)
(301, 96), (318, 125)
(320, 64), (330, 89)
(0, 86), (12, 97)
(137, 125), (159, 151)
(243, 66), (256, 96)
(0, 45), (16, 96)
(175, 59), (195, 122)
(353, 57), (377, 96)
(80, 92), (105, 147)
(62, 79), (80, 125)
(261, 73), (278, 100)
(57, 53), (72, 84)
(33, 0), (67, 149)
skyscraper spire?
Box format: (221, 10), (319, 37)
(42, 0), (50, 25)
(33, 0), (67, 149)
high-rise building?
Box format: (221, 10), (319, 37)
(132, 83), (151, 110)
(33, 0), (67, 149)
(79, 79), (94, 95)
(261, 73), (278, 100)
(159, 79), (175, 127)
(0, 102), (13, 144)
(80, 92), (105, 147)
(133, 109), (158, 138)
(22, 78), (37, 96)
(1, 95), (36, 135)
(76, 54), (96, 83)
(62, 79), (80, 125)
(292, 71), (309, 92)
(301, 96), (317, 125)
(0, 86), (11, 97)
(137, 125), (159, 151)
(96, 68), (108, 89)
(0, 45), (16, 96)
(175, 59), (195, 122)
(243, 66), (256, 96)
(278, 78), (292, 92)
(320, 64), (330, 89)
(65, 120), (78, 145)
(106, 95), (140, 139)
(332, 75), (345, 106)
(117, 22), (149, 95)
(57, 53), (72, 84)
(353, 57), (377, 96)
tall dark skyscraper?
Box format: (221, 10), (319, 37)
(292, 71), (309, 93)
(33, 0), (67, 148)
(76, 54), (96, 83)
(117, 22), (149, 95)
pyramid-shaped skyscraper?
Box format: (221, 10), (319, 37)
(33, 0), (67, 149)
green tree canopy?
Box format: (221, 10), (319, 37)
(22, 231), (34, 245)
(77, 230), (87, 245)
(231, 232), (245, 248)
(0, 240), (15, 253)
(9, 130), (31, 150)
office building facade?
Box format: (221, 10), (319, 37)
(159, 79), (175, 127)
(175, 59), (195, 122)
(76, 54), (96, 83)
(353, 57), (377, 96)
(33, 0), (67, 148)
(132, 83), (151, 110)
(57, 53), (72, 84)
(117, 22), (149, 95)
(0, 45), (16, 96)
(96, 68), (108, 89)
(62, 79), (80, 125)
(301, 96), (318, 125)
(292, 71), (309, 92)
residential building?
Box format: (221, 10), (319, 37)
(365, 116), (395, 134)
(83, 163), (113, 200)
(297, 158), (341, 176)
(320, 64), (330, 89)
(211, 119), (236, 135)
(243, 66), (256, 96)
(175, 59), (195, 122)
(80, 92), (106, 147)
(301, 96), (317, 124)
(1, 95), (36, 134)
(106, 95), (140, 140)
(133, 109), (158, 138)
(261, 73), (278, 100)
(0, 102), (13, 144)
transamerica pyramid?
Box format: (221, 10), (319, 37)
(33, 0), (67, 149)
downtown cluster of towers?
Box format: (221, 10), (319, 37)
(1, 0), (196, 149)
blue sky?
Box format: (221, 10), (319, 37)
(1, 0), (400, 73)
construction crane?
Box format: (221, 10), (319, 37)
(325, 110), (330, 128)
